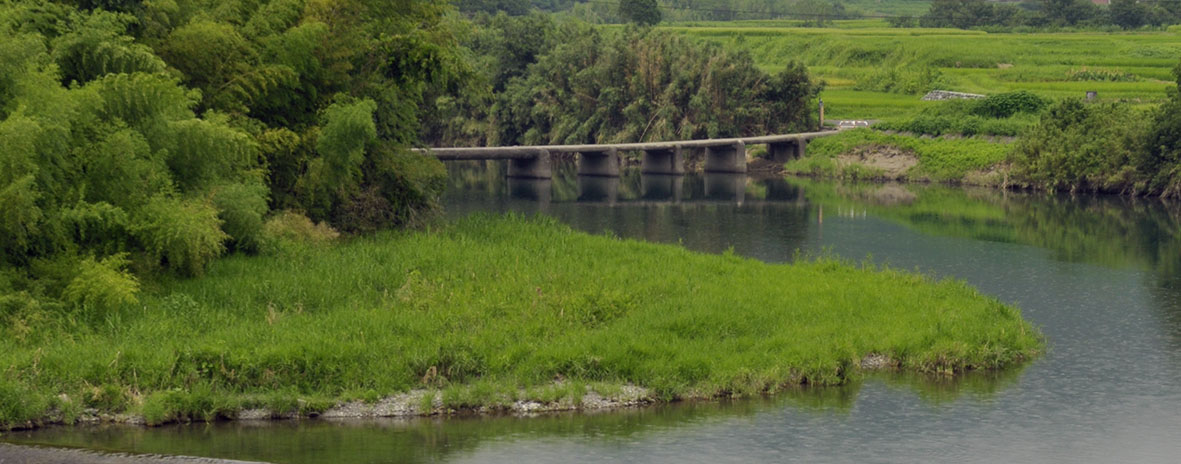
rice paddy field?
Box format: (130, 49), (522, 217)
(667, 20), (1181, 120)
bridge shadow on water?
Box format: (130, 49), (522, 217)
(446, 159), (808, 207)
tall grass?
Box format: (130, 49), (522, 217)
(0, 215), (1042, 427)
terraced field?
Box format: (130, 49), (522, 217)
(669, 21), (1181, 119)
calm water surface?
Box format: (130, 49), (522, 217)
(7, 161), (1181, 462)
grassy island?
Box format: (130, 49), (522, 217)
(0, 215), (1043, 429)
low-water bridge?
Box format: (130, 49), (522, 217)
(418, 131), (837, 178)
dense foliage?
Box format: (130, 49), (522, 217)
(426, 13), (820, 146)
(1, 0), (463, 313)
(1010, 100), (1144, 193)
(1012, 64), (1181, 196)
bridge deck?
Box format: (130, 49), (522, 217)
(419, 131), (837, 160)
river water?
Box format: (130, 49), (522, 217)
(6, 161), (1181, 462)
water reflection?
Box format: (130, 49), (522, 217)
(507, 178), (551, 205)
(576, 176), (619, 204)
(789, 179), (1181, 352)
(641, 175), (682, 202)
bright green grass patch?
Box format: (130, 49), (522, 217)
(0, 215), (1042, 427)
(789, 129), (1012, 181)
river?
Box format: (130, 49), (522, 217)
(5, 160), (1181, 462)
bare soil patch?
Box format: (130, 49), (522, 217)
(836, 145), (919, 179)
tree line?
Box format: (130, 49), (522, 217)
(455, 0), (1181, 29)
(454, 0), (853, 25)
(424, 12), (820, 147)
(908, 0), (1181, 30)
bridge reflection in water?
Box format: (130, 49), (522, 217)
(494, 169), (807, 207)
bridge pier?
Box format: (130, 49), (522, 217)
(577, 148), (621, 177)
(507, 150), (552, 179)
(704, 141), (746, 173)
(641, 145), (685, 175)
(767, 139), (806, 163)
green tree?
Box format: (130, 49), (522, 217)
(1039, 0), (1097, 26)
(453, 21), (818, 147)
(618, 0), (661, 25)
(1140, 60), (1181, 195)
(1109, 0), (1150, 29)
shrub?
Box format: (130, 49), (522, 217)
(259, 210), (339, 254)
(131, 196), (227, 276)
(971, 91), (1047, 118)
(61, 253), (139, 312)
(209, 182), (269, 253)
(1139, 65), (1181, 195)
(1010, 100), (1144, 193)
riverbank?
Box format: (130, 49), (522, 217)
(0, 214), (1043, 430)
(785, 129), (1014, 186)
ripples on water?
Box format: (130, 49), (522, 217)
(7, 161), (1181, 463)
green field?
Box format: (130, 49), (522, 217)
(668, 21), (1181, 119)
(0, 215), (1042, 428)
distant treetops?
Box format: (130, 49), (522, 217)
(914, 0), (1181, 30)
(619, 0), (662, 26)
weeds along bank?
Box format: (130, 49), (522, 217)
(0, 215), (1043, 429)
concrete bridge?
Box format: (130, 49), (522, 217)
(418, 131), (836, 178)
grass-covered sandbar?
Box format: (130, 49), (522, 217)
(1, 215), (1042, 429)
